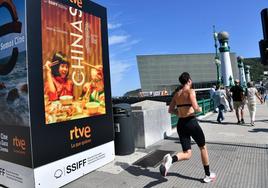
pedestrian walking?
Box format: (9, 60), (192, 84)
(213, 85), (229, 123)
(259, 83), (267, 102)
(245, 82), (263, 126)
(160, 72), (216, 183)
(225, 87), (233, 112)
(210, 85), (217, 112)
(230, 79), (245, 124)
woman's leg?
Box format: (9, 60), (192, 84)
(190, 119), (215, 179)
(193, 130), (216, 182)
(200, 145), (209, 165)
(248, 104), (256, 125)
(160, 119), (192, 176)
(247, 104), (253, 124)
(251, 104), (256, 124)
(252, 110), (256, 123)
(175, 150), (192, 161)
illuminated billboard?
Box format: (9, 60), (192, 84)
(41, 0), (106, 124)
(0, 0), (114, 187)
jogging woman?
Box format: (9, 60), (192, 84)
(159, 72), (216, 183)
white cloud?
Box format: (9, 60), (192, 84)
(118, 39), (140, 51)
(108, 23), (122, 30)
(106, 16), (140, 95)
(110, 59), (132, 86)
(109, 35), (129, 45)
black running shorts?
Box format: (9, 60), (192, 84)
(176, 116), (205, 151)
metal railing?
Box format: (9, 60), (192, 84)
(171, 99), (214, 128)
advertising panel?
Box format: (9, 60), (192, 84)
(1, 0), (114, 187)
(0, 0), (32, 168)
(41, 0), (106, 124)
(27, 0), (114, 181)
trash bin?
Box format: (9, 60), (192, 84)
(113, 103), (135, 155)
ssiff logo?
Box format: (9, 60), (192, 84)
(69, 0), (82, 8)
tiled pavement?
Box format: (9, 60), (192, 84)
(63, 103), (268, 188)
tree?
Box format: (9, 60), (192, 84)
(243, 58), (266, 81)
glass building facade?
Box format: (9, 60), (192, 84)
(137, 53), (238, 93)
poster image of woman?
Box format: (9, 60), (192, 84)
(44, 52), (73, 101)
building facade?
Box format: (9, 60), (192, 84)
(137, 53), (239, 94)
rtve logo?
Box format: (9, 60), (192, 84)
(69, 0), (82, 8)
(13, 136), (26, 150)
(70, 126), (91, 140)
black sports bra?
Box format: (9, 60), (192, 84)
(177, 104), (192, 107)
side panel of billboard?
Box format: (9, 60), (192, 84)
(0, 1), (33, 187)
(0, 160), (34, 188)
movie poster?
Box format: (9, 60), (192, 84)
(41, 0), (106, 124)
(0, 0), (29, 127)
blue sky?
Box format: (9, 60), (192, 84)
(93, 0), (268, 96)
(1, 0), (267, 96)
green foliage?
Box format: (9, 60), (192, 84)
(243, 57), (266, 81)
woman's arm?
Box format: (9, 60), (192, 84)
(189, 89), (202, 112)
(44, 60), (56, 93)
(168, 95), (177, 114)
(255, 89), (263, 104)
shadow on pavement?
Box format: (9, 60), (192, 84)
(115, 162), (202, 188)
(248, 128), (268, 133)
(198, 119), (216, 124)
(206, 141), (268, 150)
(199, 119), (239, 125)
(255, 119), (268, 123)
(163, 136), (179, 141)
(164, 136), (197, 145)
(167, 172), (203, 183)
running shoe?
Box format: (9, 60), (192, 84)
(241, 119), (245, 124)
(159, 153), (172, 177)
(203, 172), (216, 183)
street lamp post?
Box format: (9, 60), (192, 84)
(245, 65), (251, 83)
(237, 56), (247, 88)
(218, 31), (234, 87)
(213, 26), (221, 85)
(214, 58), (221, 85)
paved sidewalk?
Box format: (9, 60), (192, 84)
(63, 103), (268, 188)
